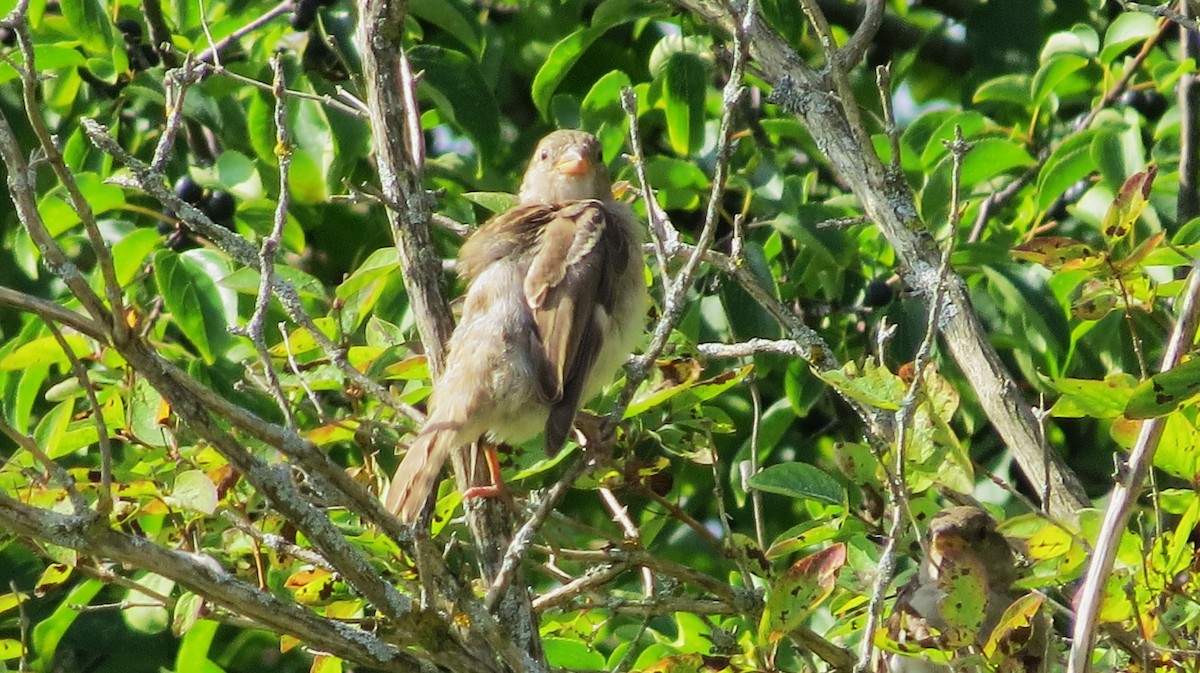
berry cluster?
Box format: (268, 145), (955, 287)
(161, 176), (237, 251)
(117, 19), (160, 71)
(290, 0), (338, 31)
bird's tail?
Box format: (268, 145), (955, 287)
(384, 423), (461, 522)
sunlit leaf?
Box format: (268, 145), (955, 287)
(749, 463), (845, 505)
(1099, 166), (1157, 245)
(1125, 356), (1200, 419)
(760, 544), (846, 642)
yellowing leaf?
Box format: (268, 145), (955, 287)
(760, 543), (846, 642)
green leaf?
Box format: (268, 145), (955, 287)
(154, 250), (235, 364)
(719, 243), (781, 341)
(213, 151), (265, 201)
(543, 637), (607, 669)
(1031, 53), (1089, 108)
(816, 359), (905, 411)
(918, 111), (986, 169)
(288, 148), (330, 205)
(581, 69), (632, 130)
(0, 45), (87, 84)
(32, 579), (103, 665)
(1050, 373), (1139, 418)
(661, 52), (707, 156)
(0, 334), (92, 370)
(172, 594), (205, 638)
(1100, 12), (1159, 64)
(1010, 236), (1107, 271)
(973, 74), (1031, 107)
(1125, 356), (1200, 419)
(408, 45), (501, 162)
(1151, 413), (1200, 482)
(111, 227), (163, 286)
(59, 0), (112, 53)
(531, 25), (609, 117)
(749, 463), (845, 504)
(1036, 130), (1101, 211)
(123, 573), (174, 634)
(0, 638), (22, 661)
(171, 470), (218, 515)
(37, 173), (126, 236)
(959, 138), (1035, 186)
(463, 191), (518, 214)
(33, 399), (73, 459)
(409, 0), (482, 57)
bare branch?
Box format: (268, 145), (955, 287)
(0, 495), (437, 673)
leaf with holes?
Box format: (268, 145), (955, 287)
(760, 544), (846, 643)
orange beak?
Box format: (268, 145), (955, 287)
(554, 147), (591, 176)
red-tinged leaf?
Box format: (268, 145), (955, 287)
(1011, 237), (1107, 271)
(305, 423), (358, 446)
(34, 564), (73, 597)
(760, 544), (847, 642)
(1112, 230), (1166, 274)
(285, 568), (335, 605)
(1100, 166), (1157, 245)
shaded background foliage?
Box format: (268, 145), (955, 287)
(1, 0), (1198, 671)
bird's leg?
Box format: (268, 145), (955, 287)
(461, 441), (513, 505)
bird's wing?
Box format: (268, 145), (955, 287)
(523, 200), (628, 453)
(457, 203), (546, 283)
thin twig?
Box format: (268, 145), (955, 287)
(80, 119), (424, 426)
(0, 418), (88, 514)
(236, 54), (297, 430)
(44, 320), (113, 514)
(855, 127), (971, 673)
(10, 11), (126, 342)
(194, 1), (293, 64)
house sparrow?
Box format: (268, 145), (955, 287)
(384, 130), (647, 523)
(884, 506), (1046, 673)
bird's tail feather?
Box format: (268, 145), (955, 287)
(384, 424), (460, 522)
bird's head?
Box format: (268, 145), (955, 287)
(925, 505), (1018, 585)
(518, 130), (612, 204)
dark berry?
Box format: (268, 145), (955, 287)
(174, 175), (203, 204)
(290, 0), (317, 31)
(863, 278), (894, 308)
(303, 35), (348, 80)
(140, 44), (160, 67)
(167, 229), (198, 251)
(1047, 177), (1090, 221)
(116, 19), (142, 41)
(156, 217), (175, 235)
(0, 26), (15, 47)
(1119, 88), (1168, 122)
(203, 190), (236, 226)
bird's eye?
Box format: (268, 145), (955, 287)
(539, 149), (550, 161)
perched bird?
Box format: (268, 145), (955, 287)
(884, 506), (1046, 673)
(384, 130), (647, 523)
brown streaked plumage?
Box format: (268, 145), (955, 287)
(384, 130), (647, 523)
